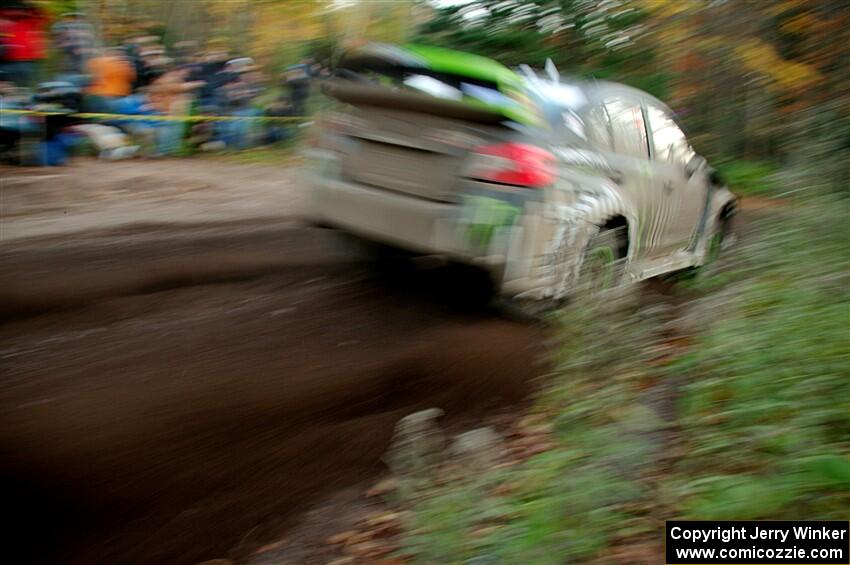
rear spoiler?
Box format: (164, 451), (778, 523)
(322, 79), (508, 125)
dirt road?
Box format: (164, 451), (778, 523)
(1, 159), (542, 564)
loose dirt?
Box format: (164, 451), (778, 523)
(1, 159), (543, 564)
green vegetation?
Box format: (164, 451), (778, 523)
(414, 1), (850, 196)
(394, 195), (850, 563)
(670, 199), (850, 520)
(385, 3), (850, 556)
(713, 160), (779, 197)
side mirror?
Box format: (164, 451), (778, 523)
(685, 154), (707, 178)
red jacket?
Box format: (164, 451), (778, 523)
(0, 9), (47, 62)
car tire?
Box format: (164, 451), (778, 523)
(575, 225), (628, 298)
(675, 213), (734, 281)
(497, 225), (630, 321)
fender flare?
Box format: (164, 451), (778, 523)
(545, 187), (638, 298)
(695, 186), (738, 259)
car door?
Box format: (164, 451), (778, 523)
(644, 103), (706, 254)
(600, 95), (658, 260)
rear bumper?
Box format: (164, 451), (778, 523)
(303, 159), (558, 299)
(306, 171), (471, 257)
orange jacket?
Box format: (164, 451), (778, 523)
(87, 56), (135, 97)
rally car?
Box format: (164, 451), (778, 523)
(304, 44), (736, 306)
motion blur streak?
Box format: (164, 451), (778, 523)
(1, 0), (848, 564)
(1, 212), (542, 564)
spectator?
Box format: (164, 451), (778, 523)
(205, 52), (238, 108)
(0, 80), (30, 161)
(263, 97), (292, 144)
(0, 3), (47, 87)
(0, 14), (11, 77)
(138, 43), (167, 88)
(191, 50), (229, 111)
(173, 40), (198, 68)
(282, 61), (312, 117)
(71, 122), (138, 161)
(51, 12), (94, 75)
(148, 61), (204, 116)
(147, 61), (204, 155)
(85, 47), (135, 113)
(216, 57), (261, 149)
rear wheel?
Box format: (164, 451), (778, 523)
(575, 226), (627, 298)
(499, 225), (630, 320)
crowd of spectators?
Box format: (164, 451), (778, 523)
(1, 5), (317, 165)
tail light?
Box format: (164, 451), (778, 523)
(465, 142), (555, 188)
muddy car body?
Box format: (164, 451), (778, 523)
(304, 44), (736, 303)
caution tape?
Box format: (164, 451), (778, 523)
(0, 108), (70, 117)
(0, 108), (312, 122)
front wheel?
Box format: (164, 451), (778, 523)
(676, 214), (735, 281)
(703, 212), (735, 265)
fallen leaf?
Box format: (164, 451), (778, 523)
(492, 482), (515, 496)
(252, 540), (286, 554)
(343, 531), (373, 546)
(522, 423), (554, 436)
(346, 540), (392, 558)
(327, 530), (357, 545)
(365, 511), (401, 527)
(517, 414), (547, 429)
(367, 478), (399, 497)
(471, 525), (504, 537)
